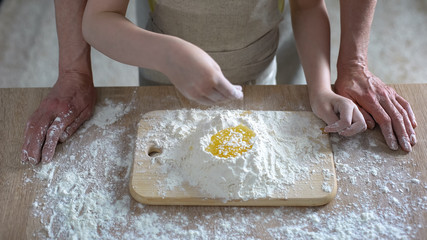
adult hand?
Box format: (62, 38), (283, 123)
(335, 66), (417, 152)
(163, 37), (243, 105)
(21, 72), (96, 164)
(310, 89), (367, 137)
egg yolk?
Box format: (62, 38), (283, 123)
(205, 124), (255, 158)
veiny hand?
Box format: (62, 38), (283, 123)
(21, 72), (96, 164)
(310, 89), (367, 137)
(163, 37), (243, 105)
(335, 66), (417, 152)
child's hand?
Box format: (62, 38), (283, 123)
(82, 1), (241, 106)
(310, 90), (367, 137)
(162, 37), (243, 105)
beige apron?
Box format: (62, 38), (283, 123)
(138, 0), (283, 85)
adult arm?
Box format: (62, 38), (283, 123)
(21, 0), (96, 164)
(82, 0), (242, 105)
(290, 0), (366, 136)
(335, 0), (416, 151)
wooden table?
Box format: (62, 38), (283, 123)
(1, 85), (426, 239)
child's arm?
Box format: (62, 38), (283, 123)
(82, 0), (242, 105)
(290, 0), (366, 136)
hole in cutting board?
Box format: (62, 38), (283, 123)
(147, 146), (162, 157)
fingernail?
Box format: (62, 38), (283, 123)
(390, 140), (399, 150)
(21, 150), (28, 163)
(42, 153), (52, 163)
(403, 138), (412, 152)
(410, 134), (417, 145)
(59, 132), (68, 142)
(28, 157), (37, 165)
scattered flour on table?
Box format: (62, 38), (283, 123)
(136, 109), (331, 201)
(24, 99), (427, 239)
(79, 98), (133, 130)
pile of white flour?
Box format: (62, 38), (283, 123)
(137, 109), (330, 201)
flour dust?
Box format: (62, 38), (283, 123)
(24, 99), (426, 239)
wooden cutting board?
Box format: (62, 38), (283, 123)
(130, 110), (337, 206)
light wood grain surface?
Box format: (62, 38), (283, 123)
(0, 85), (426, 239)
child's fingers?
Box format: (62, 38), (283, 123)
(339, 107), (367, 136)
(205, 90), (226, 103)
(215, 77), (243, 100)
(324, 104), (353, 133)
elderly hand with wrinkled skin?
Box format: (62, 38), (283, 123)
(21, 72), (96, 164)
(21, 0), (97, 165)
(335, 65), (417, 152)
(334, 0), (417, 152)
